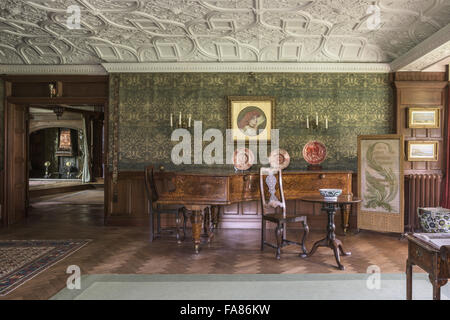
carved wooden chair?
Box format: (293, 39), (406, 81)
(259, 167), (309, 259)
(144, 166), (186, 243)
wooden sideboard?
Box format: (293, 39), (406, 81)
(106, 169), (355, 237)
(153, 169), (352, 205)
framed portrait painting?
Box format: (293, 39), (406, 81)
(408, 108), (440, 128)
(357, 134), (404, 233)
(228, 96), (275, 141)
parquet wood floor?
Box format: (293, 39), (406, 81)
(0, 192), (412, 300)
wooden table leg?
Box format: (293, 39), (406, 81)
(406, 259), (413, 300)
(432, 277), (441, 300)
(190, 210), (203, 254)
(149, 201), (154, 242)
(429, 276), (447, 300)
(175, 208), (183, 244)
(340, 204), (351, 235)
(307, 237), (328, 257)
(308, 203), (350, 270)
(203, 206), (214, 243)
(211, 205), (220, 230)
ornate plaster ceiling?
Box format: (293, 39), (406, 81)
(0, 0), (449, 70)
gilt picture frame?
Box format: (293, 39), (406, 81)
(408, 107), (440, 129)
(407, 141), (438, 161)
(228, 96), (275, 142)
(357, 134), (404, 233)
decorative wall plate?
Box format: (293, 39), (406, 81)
(303, 141), (327, 165)
(269, 149), (290, 170)
(233, 148), (254, 171)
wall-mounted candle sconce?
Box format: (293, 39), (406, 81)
(306, 112), (328, 130)
(296, 112), (329, 130)
(170, 112), (192, 129)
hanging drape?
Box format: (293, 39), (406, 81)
(442, 86), (450, 208)
(81, 115), (91, 183)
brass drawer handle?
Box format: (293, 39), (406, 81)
(319, 174), (326, 179)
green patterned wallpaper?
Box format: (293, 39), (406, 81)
(109, 73), (394, 172)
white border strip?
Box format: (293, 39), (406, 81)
(102, 62), (391, 73)
(0, 65), (108, 75)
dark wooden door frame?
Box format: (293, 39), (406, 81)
(2, 93), (109, 227)
(3, 102), (29, 226)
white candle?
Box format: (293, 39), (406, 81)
(188, 114), (191, 128)
(306, 115), (309, 129)
(316, 112), (318, 126)
(179, 112), (182, 125)
(325, 116), (328, 129)
(170, 113), (173, 127)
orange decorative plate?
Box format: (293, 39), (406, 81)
(233, 148), (255, 171)
(302, 141), (327, 165)
(269, 149), (290, 170)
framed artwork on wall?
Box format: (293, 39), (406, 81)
(357, 134), (404, 233)
(228, 96), (275, 141)
(407, 141), (438, 161)
(55, 128), (73, 156)
(408, 107), (440, 128)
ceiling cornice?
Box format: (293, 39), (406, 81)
(102, 62), (392, 73)
(390, 23), (450, 71)
(0, 65), (108, 75)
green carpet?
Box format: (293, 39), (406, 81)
(51, 274), (449, 300)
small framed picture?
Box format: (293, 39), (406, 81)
(408, 108), (440, 128)
(228, 96), (275, 141)
(407, 141), (438, 161)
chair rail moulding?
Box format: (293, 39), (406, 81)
(101, 62), (392, 73)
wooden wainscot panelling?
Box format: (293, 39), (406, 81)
(394, 74), (448, 231)
(395, 80), (447, 175)
(106, 171), (149, 226)
(395, 72), (447, 82)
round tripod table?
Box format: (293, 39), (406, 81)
(301, 195), (361, 270)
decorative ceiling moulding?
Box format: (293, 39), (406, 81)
(0, 65), (108, 75)
(1, 1), (449, 66)
(101, 62), (392, 73)
(391, 23), (450, 72)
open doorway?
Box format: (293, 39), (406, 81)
(27, 105), (104, 206)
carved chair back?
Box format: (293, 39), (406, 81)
(259, 167), (286, 217)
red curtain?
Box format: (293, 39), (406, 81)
(442, 85), (450, 208)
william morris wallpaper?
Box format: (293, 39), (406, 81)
(109, 72), (394, 171)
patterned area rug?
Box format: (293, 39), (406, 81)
(0, 240), (90, 296)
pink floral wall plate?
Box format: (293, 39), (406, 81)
(269, 149), (290, 170)
(303, 141), (327, 165)
(233, 148), (254, 171)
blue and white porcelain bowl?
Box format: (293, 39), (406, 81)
(319, 189), (342, 201)
(418, 207), (450, 233)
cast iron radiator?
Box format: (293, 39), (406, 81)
(405, 174), (442, 231)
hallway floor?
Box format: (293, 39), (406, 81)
(0, 195), (412, 300)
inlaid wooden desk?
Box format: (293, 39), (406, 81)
(406, 234), (450, 300)
(154, 169), (353, 253)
